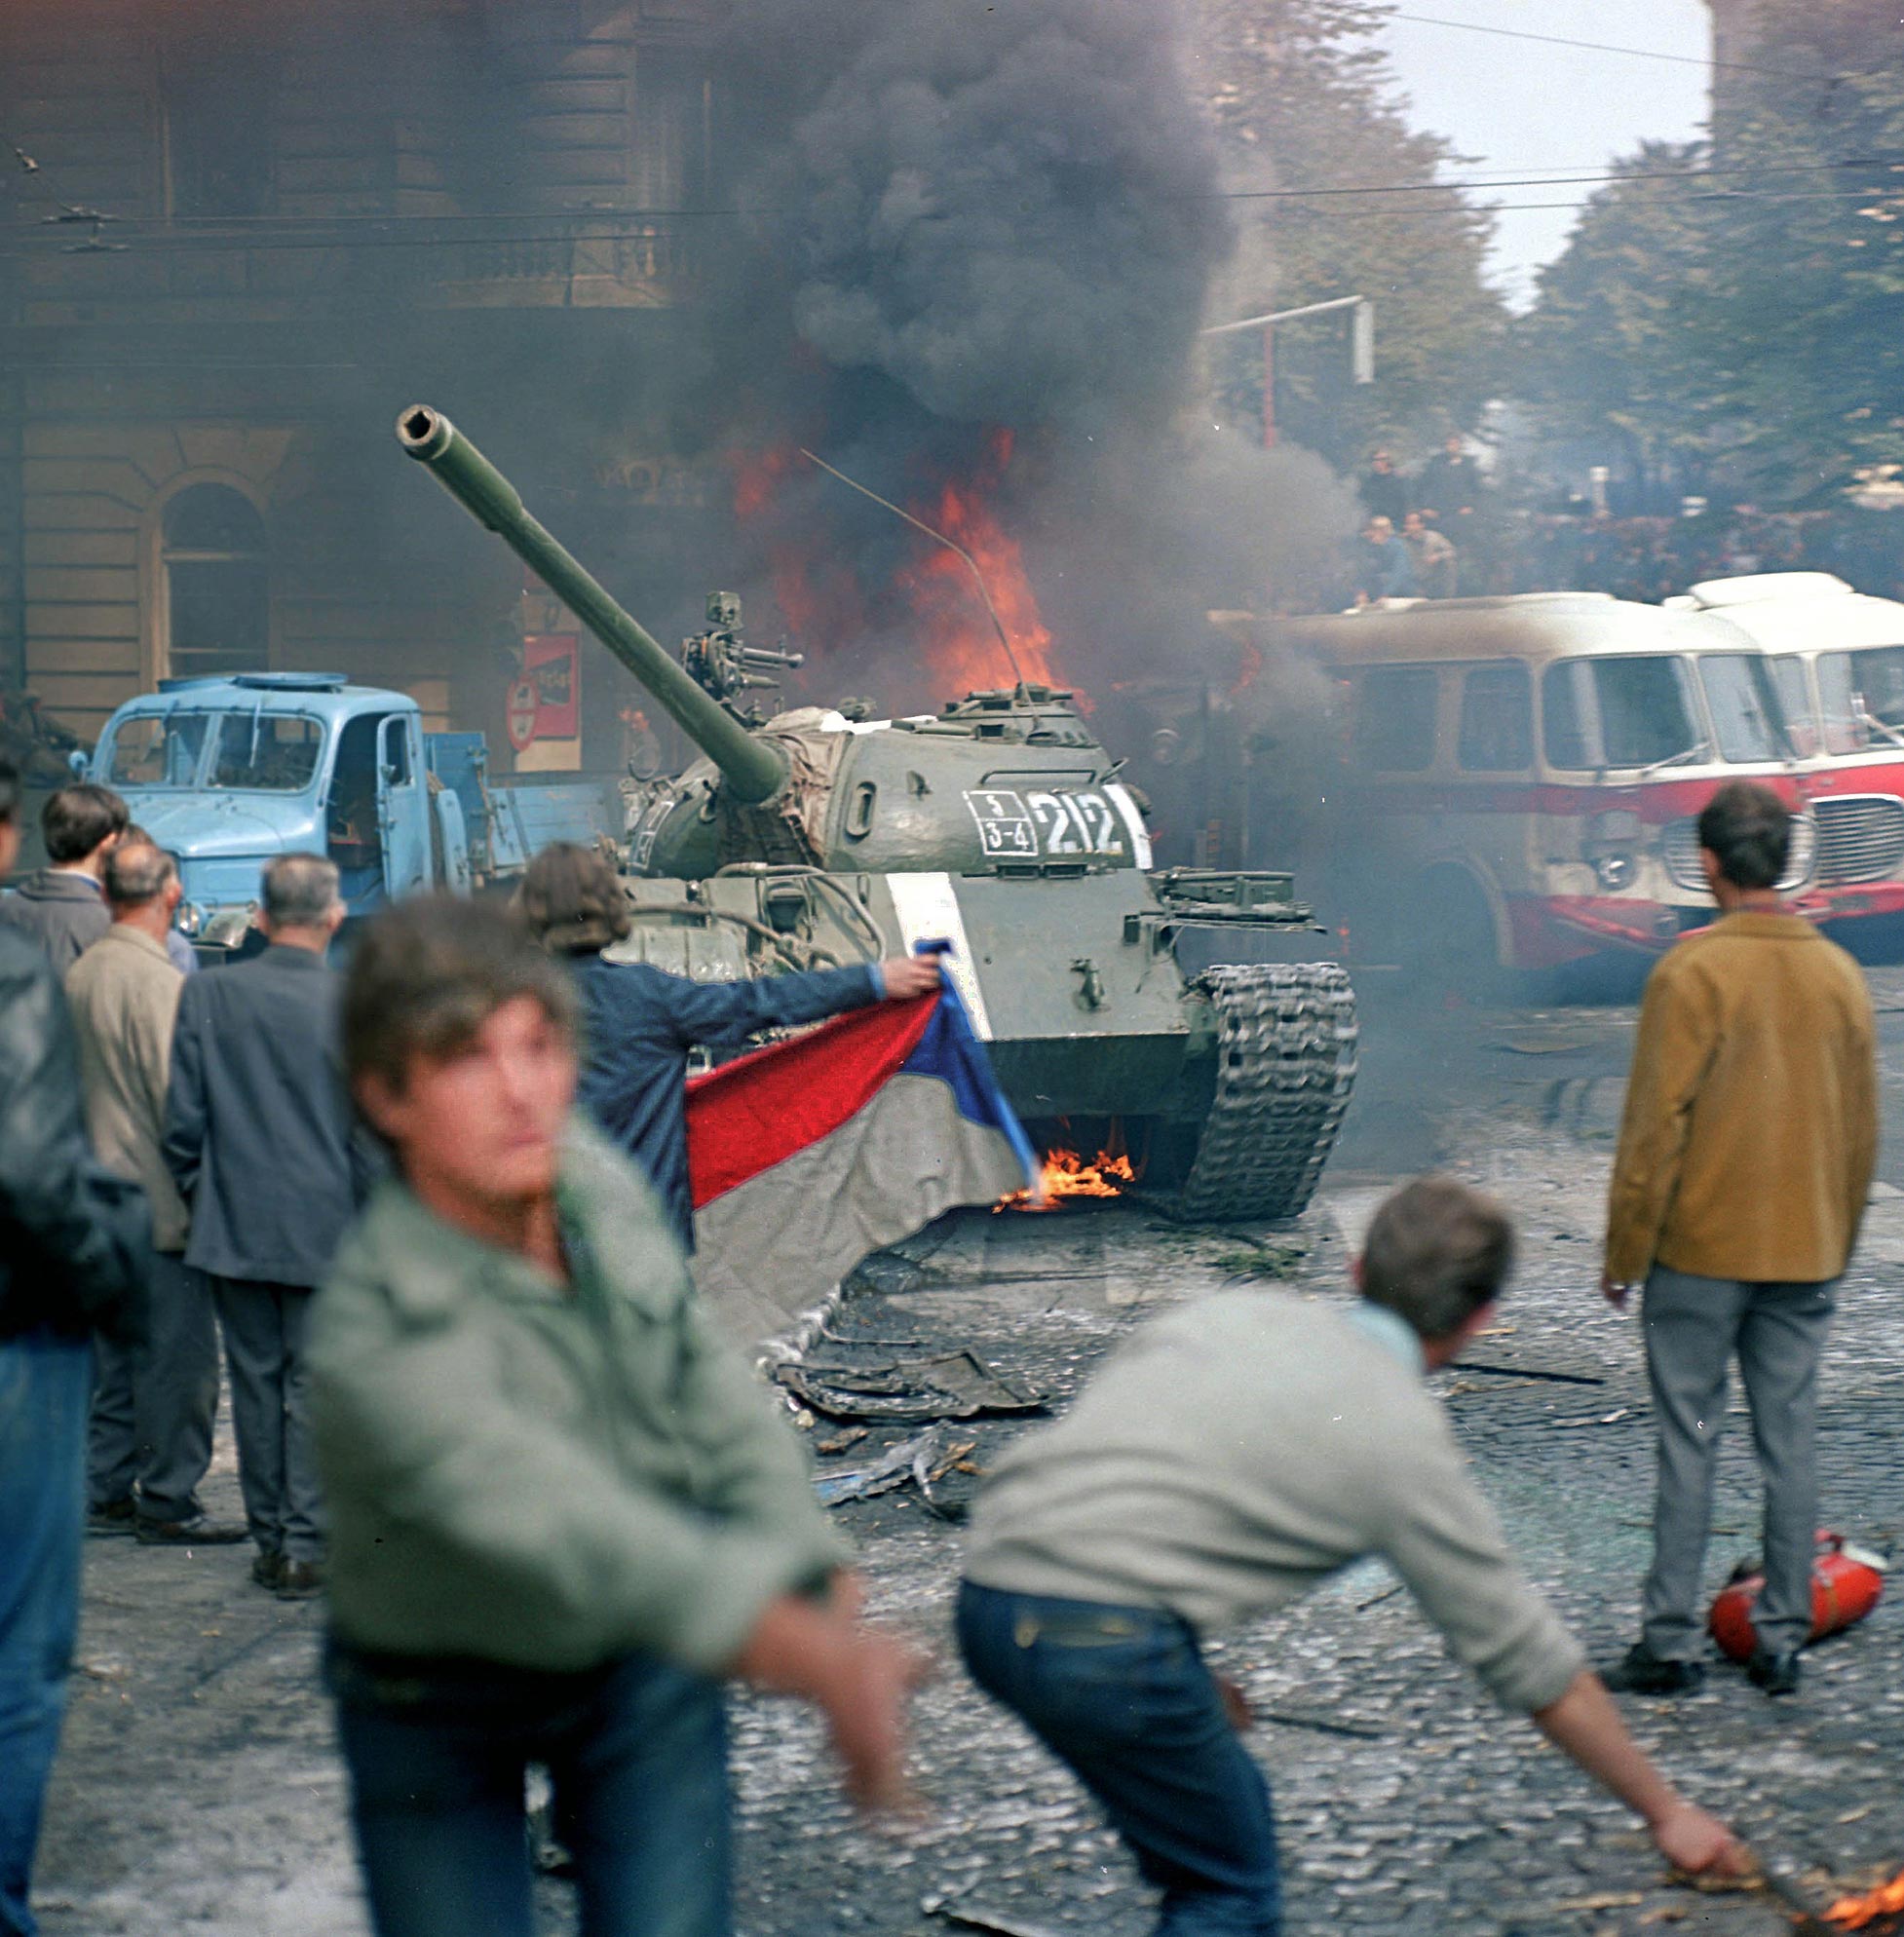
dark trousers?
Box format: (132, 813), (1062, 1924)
(1640, 1268), (1835, 1660)
(328, 1643), (731, 1937)
(210, 1276), (324, 1563)
(88, 1251), (219, 1525)
(0, 1329), (92, 1937)
(958, 1582), (1280, 1937)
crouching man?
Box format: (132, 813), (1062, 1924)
(957, 1178), (1746, 1936)
(309, 897), (917, 1937)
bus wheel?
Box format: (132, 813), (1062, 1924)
(1407, 869), (1507, 1002)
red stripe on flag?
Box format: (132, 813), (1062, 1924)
(685, 991), (939, 1207)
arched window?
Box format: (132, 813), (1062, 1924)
(162, 485), (268, 681)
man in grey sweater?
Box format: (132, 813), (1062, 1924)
(959, 1177), (1746, 1936)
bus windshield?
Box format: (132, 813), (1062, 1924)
(1543, 655), (1699, 770)
(103, 712), (214, 787)
(1820, 646), (1904, 754)
(1695, 654), (1790, 764)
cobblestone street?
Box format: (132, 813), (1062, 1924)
(33, 981), (1904, 1937)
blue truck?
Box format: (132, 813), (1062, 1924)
(86, 672), (621, 957)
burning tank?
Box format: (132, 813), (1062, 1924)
(398, 406), (1357, 1220)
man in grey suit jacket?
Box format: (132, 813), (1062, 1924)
(164, 854), (357, 1599)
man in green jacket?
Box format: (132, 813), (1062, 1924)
(309, 895), (916, 1937)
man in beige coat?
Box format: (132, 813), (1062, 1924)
(66, 842), (241, 1545)
(1602, 780), (1878, 1698)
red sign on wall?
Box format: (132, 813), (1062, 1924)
(524, 633), (580, 739)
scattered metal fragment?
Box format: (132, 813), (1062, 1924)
(1450, 1360), (1607, 1386)
(1258, 1708), (1386, 1740)
(1552, 1408), (1631, 1429)
(814, 1425), (869, 1456)
(1354, 1582), (1405, 1613)
(923, 1895), (1066, 1937)
(777, 1348), (1045, 1424)
(1548, 1892), (1644, 1913)
(813, 1428), (944, 1507)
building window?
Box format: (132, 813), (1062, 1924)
(163, 45), (275, 217)
(162, 486), (268, 681)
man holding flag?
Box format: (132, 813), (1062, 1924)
(518, 845), (942, 1250)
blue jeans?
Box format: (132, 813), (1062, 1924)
(958, 1582), (1280, 1936)
(327, 1641), (731, 1937)
(0, 1330), (93, 1937)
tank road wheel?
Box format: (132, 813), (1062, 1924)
(1167, 965), (1359, 1224)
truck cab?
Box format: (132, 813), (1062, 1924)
(91, 673), (458, 952)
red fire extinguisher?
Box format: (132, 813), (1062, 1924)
(1708, 1531), (1886, 1663)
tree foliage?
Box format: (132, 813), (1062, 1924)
(1521, 2), (1904, 506)
(1190, 0), (1508, 469)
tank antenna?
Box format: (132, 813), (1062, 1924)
(799, 447), (1031, 700)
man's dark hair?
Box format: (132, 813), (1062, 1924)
(344, 895), (578, 1096)
(0, 757), (18, 827)
(1696, 780), (1790, 891)
(261, 853), (341, 928)
(42, 783), (129, 863)
(1361, 1175), (1514, 1342)
(518, 841), (631, 955)
(104, 840), (176, 909)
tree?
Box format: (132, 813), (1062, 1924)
(1191, 0), (1509, 470)
(1521, 3), (1904, 506)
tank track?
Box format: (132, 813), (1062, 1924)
(1170, 964), (1359, 1223)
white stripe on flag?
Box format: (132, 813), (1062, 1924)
(886, 873), (992, 1039)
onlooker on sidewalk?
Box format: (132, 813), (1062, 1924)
(65, 841), (239, 1548)
(0, 757), (149, 1937)
(1352, 514), (1417, 605)
(959, 1178), (1747, 1936)
(164, 854), (360, 1600)
(1401, 510), (1459, 599)
(1601, 782), (1879, 1699)
(311, 896), (918, 1937)
(517, 843), (940, 1250)
(0, 783), (128, 977)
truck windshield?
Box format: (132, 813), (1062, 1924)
(208, 712), (324, 791)
(1820, 646), (1904, 753)
(104, 713), (213, 787)
(1695, 654), (1790, 764)
(1542, 655), (1697, 769)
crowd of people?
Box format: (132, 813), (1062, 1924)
(0, 763), (1882, 1936)
(1345, 437), (1904, 610)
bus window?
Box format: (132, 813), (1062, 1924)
(1696, 654), (1788, 764)
(1352, 667), (1437, 772)
(1458, 664), (1533, 772)
(1834, 645), (1904, 751)
(1542, 656), (1697, 770)
(1769, 656), (1820, 758)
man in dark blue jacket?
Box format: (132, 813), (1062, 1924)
(164, 853), (362, 1601)
(519, 845), (940, 1249)
(0, 759), (149, 1937)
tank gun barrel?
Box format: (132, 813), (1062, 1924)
(397, 406), (786, 806)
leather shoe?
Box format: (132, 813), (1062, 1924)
(1601, 1643), (1705, 1695)
(276, 1558), (325, 1601)
(250, 1551), (285, 1590)
(135, 1513), (248, 1546)
(87, 1499), (136, 1538)
(1746, 1648), (1802, 1696)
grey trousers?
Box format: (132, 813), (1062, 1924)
(210, 1276), (324, 1564)
(89, 1250), (220, 1524)
(1640, 1267), (1834, 1660)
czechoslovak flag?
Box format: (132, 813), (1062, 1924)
(685, 975), (1041, 1343)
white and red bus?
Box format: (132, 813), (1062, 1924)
(1257, 593), (1818, 977)
(1668, 573), (1904, 927)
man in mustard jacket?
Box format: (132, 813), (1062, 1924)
(1602, 781), (1878, 1698)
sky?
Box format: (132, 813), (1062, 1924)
(1375, 0), (1714, 308)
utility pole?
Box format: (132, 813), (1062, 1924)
(1201, 295), (1374, 448)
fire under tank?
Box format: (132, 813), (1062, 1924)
(399, 406), (1357, 1221)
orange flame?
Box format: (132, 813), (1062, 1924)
(899, 434), (1062, 697)
(1828, 1869), (1904, 1929)
(997, 1146), (1136, 1212)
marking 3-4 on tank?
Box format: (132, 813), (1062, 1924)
(398, 406), (1356, 1220)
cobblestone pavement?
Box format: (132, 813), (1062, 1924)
(32, 981), (1904, 1937)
